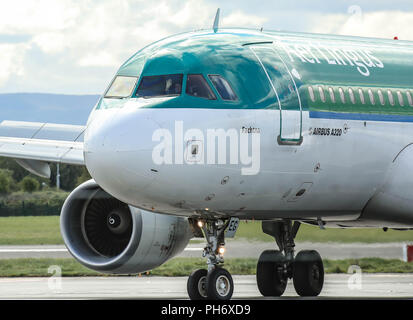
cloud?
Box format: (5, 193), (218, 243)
(0, 1), (413, 94)
(78, 52), (118, 67)
(309, 10), (413, 41)
(0, 0), (78, 34)
(222, 10), (267, 28)
(0, 0), (213, 92)
(0, 43), (29, 86)
(1, 0), (268, 93)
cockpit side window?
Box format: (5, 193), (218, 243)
(136, 74), (183, 98)
(186, 74), (217, 100)
(104, 76), (138, 99)
(208, 75), (237, 101)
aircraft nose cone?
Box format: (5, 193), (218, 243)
(84, 109), (162, 202)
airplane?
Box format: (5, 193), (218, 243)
(0, 9), (413, 300)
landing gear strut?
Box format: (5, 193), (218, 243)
(187, 219), (234, 300)
(257, 220), (324, 297)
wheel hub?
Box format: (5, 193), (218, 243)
(311, 265), (320, 281)
(198, 276), (207, 298)
(216, 275), (230, 296)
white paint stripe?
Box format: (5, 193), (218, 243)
(0, 247), (204, 254)
(0, 247), (203, 253)
(0, 249), (68, 253)
(0, 278), (44, 283)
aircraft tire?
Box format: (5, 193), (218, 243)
(293, 250), (324, 296)
(187, 268), (208, 300)
(206, 267), (234, 300)
(256, 250), (287, 296)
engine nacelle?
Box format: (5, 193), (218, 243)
(60, 180), (193, 274)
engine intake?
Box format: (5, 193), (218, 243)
(60, 180), (193, 274)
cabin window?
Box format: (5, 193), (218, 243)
(318, 86), (326, 102)
(349, 88), (356, 104)
(358, 89), (365, 104)
(387, 90), (395, 106)
(308, 86), (316, 102)
(328, 87), (335, 103)
(368, 89), (375, 105)
(378, 90), (385, 105)
(105, 76), (137, 99)
(208, 75), (237, 100)
(407, 91), (413, 107)
(136, 74), (183, 98)
(339, 87), (346, 103)
(187, 74), (216, 100)
(397, 91), (405, 106)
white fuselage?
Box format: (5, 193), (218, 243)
(83, 98), (409, 225)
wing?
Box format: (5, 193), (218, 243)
(0, 120), (86, 177)
(0, 136), (84, 165)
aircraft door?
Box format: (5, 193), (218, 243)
(250, 45), (302, 145)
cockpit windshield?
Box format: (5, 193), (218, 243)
(104, 76), (137, 99)
(136, 74), (183, 98)
(186, 74), (216, 100)
(208, 75), (237, 101)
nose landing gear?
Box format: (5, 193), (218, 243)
(257, 220), (324, 297)
(187, 218), (235, 300)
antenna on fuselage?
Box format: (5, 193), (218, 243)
(213, 8), (220, 33)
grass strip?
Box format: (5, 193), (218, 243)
(2, 217), (413, 245)
(0, 216), (63, 245)
(0, 257), (412, 277)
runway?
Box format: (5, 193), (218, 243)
(0, 274), (412, 299)
(1, 241), (411, 299)
(0, 241), (408, 259)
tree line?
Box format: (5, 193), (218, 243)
(0, 158), (91, 194)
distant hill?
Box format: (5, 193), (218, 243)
(0, 93), (100, 125)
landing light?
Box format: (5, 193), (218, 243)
(218, 246), (226, 255)
(197, 220), (204, 228)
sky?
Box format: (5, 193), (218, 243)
(0, 0), (413, 95)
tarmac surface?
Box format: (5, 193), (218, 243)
(0, 241), (408, 259)
(0, 274), (412, 299)
(1, 241), (412, 299)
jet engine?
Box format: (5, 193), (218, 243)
(60, 180), (194, 274)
